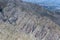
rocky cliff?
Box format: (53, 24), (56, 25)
(0, 0), (60, 40)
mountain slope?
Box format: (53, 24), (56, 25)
(0, 0), (60, 40)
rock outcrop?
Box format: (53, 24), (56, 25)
(0, 0), (60, 40)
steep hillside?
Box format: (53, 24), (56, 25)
(0, 0), (60, 40)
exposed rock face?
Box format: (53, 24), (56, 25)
(0, 0), (60, 40)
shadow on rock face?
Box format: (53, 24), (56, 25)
(0, 0), (18, 24)
(0, 0), (8, 21)
(0, 7), (2, 12)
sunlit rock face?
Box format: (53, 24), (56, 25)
(0, 0), (60, 40)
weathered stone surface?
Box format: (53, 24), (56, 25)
(0, 0), (60, 40)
